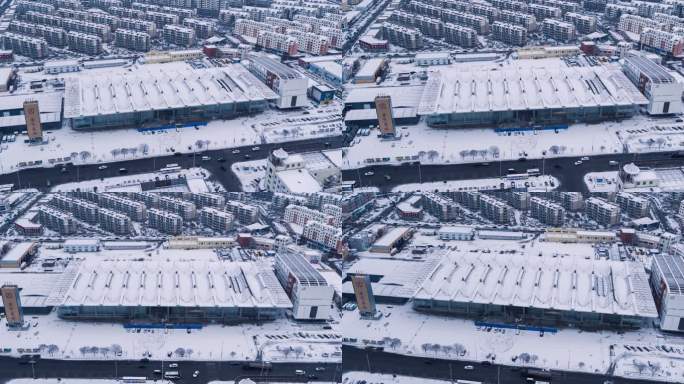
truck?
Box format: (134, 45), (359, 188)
(242, 361), (272, 370)
(164, 371), (180, 379)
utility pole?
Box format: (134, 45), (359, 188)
(418, 161), (423, 184)
(366, 352), (372, 373)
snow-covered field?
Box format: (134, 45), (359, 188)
(343, 116), (684, 170)
(49, 167), (219, 193)
(391, 175), (559, 193)
(343, 372), (450, 384)
(0, 312), (339, 363)
(342, 304), (684, 383)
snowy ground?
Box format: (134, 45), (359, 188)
(341, 303), (684, 383)
(49, 167), (219, 193)
(343, 372), (449, 384)
(585, 168), (684, 193)
(0, 312), (339, 363)
(342, 115), (684, 170)
(390, 175), (559, 193)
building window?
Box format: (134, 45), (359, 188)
(309, 306), (318, 319)
(664, 102), (670, 114)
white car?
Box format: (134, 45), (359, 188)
(252, 146), (260, 151)
(97, 165), (108, 170)
(168, 363), (178, 368)
(464, 365), (474, 370)
(192, 370), (199, 378)
(364, 171), (374, 176)
(231, 149), (240, 154)
(581, 156), (590, 161)
(574, 160), (582, 166)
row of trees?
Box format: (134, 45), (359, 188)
(420, 343), (467, 356)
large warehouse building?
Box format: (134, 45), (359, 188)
(63, 65), (278, 129)
(57, 258), (292, 323)
(412, 252), (658, 329)
(417, 61), (649, 127)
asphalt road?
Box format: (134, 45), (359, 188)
(342, 151), (684, 192)
(0, 356), (341, 384)
(342, 345), (667, 384)
(0, 136), (345, 192)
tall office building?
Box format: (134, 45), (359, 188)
(0, 285), (23, 327)
(351, 275), (377, 317)
(23, 100), (42, 141)
(375, 95), (395, 136)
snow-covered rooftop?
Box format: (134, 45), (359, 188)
(63, 65), (277, 119)
(418, 61), (648, 115)
(60, 259), (292, 309)
(276, 169), (322, 194)
(345, 85), (424, 108)
(652, 254), (684, 296)
(414, 252), (658, 318)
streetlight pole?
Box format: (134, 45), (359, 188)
(365, 352), (371, 373)
(417, 162), (422, 184)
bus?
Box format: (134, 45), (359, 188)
(164, 371), (180, 379)
(121, 377), (147, 383)
(159, 163), (182, 174)
(526, 168), (541, 176)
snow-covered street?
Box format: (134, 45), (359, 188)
(342, 304), (684, 383)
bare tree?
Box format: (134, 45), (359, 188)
(293, 346), (304, 358)
(47, 345), (59, 356)
(111, 344), (122, 355)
